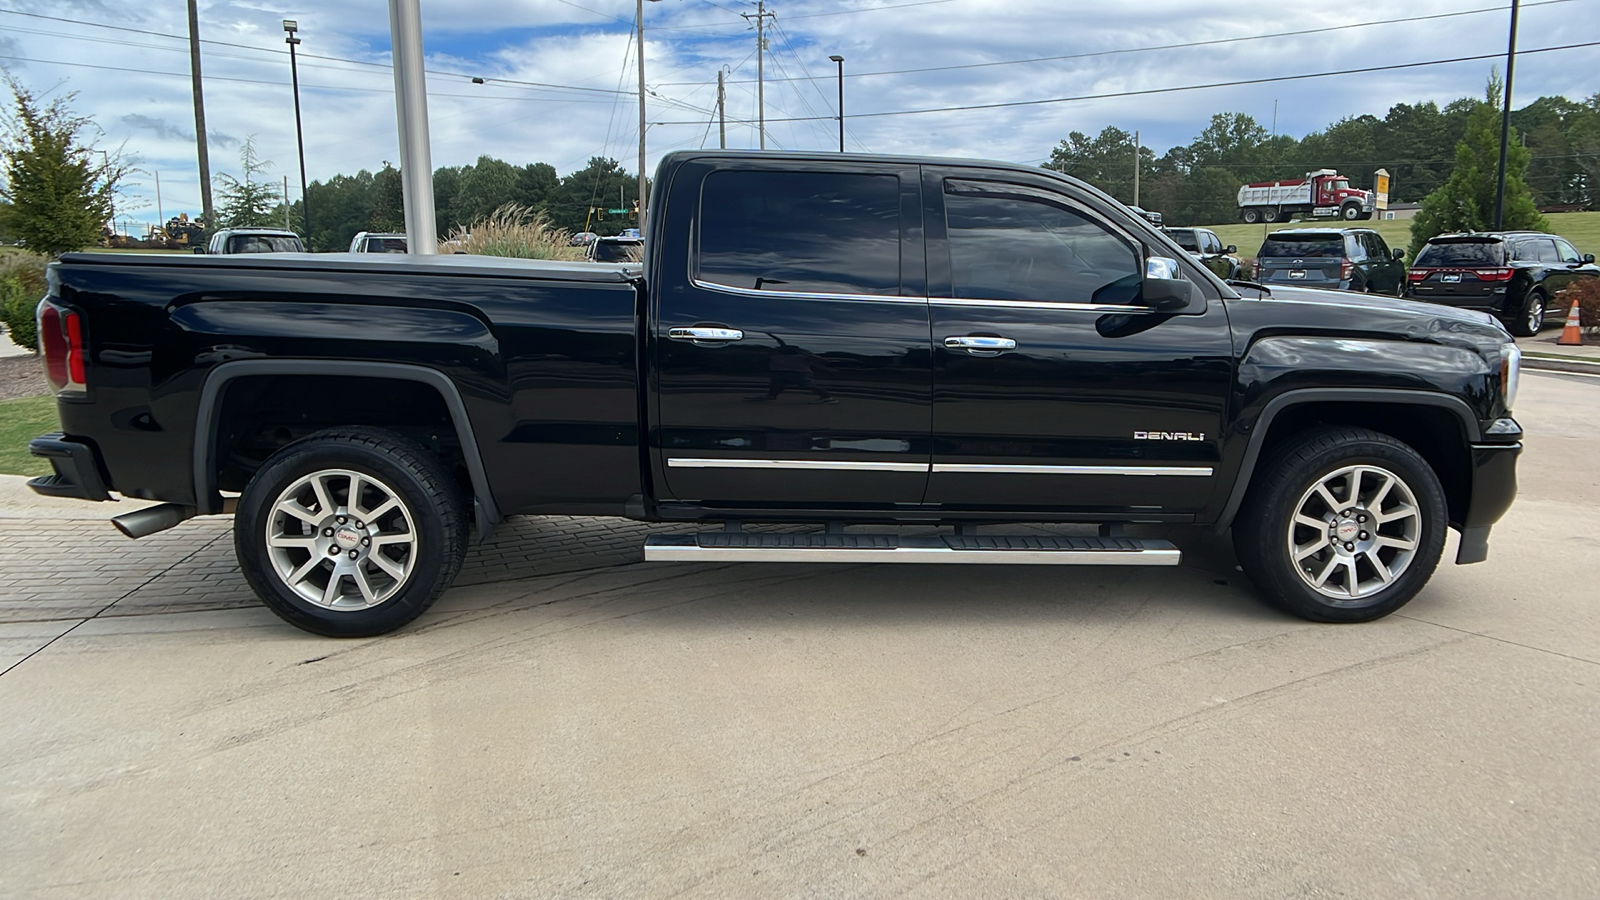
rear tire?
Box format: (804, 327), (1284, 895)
(1262, 207), (1281, 224)
(1508, 289), (1546, 337)
(235, 427), (468, 637)
(1241, 207), (1261, 225)
(1233, 427), (1447, 623)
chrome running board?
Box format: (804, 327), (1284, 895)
(643, 533), (1181, 566)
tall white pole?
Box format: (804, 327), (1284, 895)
(154, 170), (164, 227)
(1133, 129), (1140, 207)
(637, 0), (648, 221)
(283, 176), (291, 231)
(389, 0), (437, 255)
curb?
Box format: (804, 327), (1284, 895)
(1523, 352), (1600, 375)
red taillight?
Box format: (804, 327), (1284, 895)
(37, 303), (85, 394)
(1341, 260), (1354, 281)
(1407, 269), (1429, 282)
(1474, 268), (1514, 282)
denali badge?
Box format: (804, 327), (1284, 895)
(1134, 431), (1205, 441)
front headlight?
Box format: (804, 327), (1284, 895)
(1501, 343), (1521, 412)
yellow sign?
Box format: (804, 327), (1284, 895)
(1374, 168), (1391, 210)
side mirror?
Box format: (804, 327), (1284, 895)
(1225, 245), (1237, 254)
(1584, 253), (1596, 264)
(192, 246), (206, 254)
(1392, 248), (1405, 260)
(1142, 257), (1204, 313)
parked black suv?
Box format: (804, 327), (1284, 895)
(1406, 231), (1599, 336)
(1254, 227), (1406, 294)
(1162, 226), (1240, 279)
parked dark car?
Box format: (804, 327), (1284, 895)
(1405, 231), (1599, 336)
(1162, 227), (1240, 279)
(1253, 227), (1406, 294)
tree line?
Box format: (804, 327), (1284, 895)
(1046, 84), (1599, 226)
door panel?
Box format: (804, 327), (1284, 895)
(922, 168), (1233, 516)
(653, 162), (931, 508)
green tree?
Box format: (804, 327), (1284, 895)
(1409, 75), (1547, 257)
(1044, 126), (1152, 203)
(0, 75), (122, 257)
(214, 137), (283, 229)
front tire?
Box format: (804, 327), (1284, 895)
(235, 428), (468, 637)
(1233, 427), (1447, 623)
(1340, 203), (1362, 221)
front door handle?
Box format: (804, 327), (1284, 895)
(669, 326), (745, 344)
(944, 335), (1017, 356)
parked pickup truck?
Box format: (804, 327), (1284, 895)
(29, 150), (1523, 637)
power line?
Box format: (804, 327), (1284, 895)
(653, 41), (1600, 125)
(656, 0), (1579, 87)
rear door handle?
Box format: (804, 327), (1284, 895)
(944, 335), (1017, 356)
(669, 327), (744, 344)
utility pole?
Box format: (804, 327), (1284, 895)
(742, 1), (775, 149)
(717, 69), (726, 150)
(154, 170), (164, 227)
(829, 55), (844, 152)
(185, 0), (214, 234)
(1494, 0), (1521, 230)
(1133, 129), (1140, 207)
(283, 176), (291, 231)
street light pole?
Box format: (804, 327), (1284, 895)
(283, 20), (311, 247)
(829, 55), (844, 152)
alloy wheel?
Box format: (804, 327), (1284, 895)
(265, 468), (419, 610)
(1286, 464), (1421, 602)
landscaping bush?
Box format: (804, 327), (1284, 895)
(1553, 279), (1600, 334)
(440, 204), (585, 261)
(0, 251), (48, 350)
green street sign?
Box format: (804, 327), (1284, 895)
(607, 208), (628, 215)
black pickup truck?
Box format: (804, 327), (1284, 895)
(29, 151), (1523, 637)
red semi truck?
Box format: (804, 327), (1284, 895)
(1237, 170), (1374, 224)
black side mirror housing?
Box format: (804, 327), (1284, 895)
(1584, 253), (1596, 264)
(1392, 248), (1405, 260)
(192, 246), (206, 254)
(1225, 245), (1237, 254)
(1142, 275), (1205, 314)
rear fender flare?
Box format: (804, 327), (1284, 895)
(1213, 388), (1481, 532)
(192, 359), (501, 529)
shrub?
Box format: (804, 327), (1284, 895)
(1552, 279), (1600, 334)
(440, 204), (585, 261)
(0, 251), (47, 350)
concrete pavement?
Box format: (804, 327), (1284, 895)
(0, 371), (1596, 898)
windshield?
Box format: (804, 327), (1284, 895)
(366, 237), (407, 253)
(1414, 241), (1504, 267)
(1258, 237), (1343, 258)
(1330, 179), (1350, 191)
(1167, 230), (1200, 252)
(226, 235), (303, 253)
(591, 241), (642, 262)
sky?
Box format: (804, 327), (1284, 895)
(2, 0), (1597, 231)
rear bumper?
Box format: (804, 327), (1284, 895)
(1454, 439), (1521, 564)
(27, 433), (111, 502)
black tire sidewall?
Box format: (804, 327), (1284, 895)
(1236, 432), (1447, 623)
(235, 434), (463, 637)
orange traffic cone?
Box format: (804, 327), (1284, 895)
(1557, 299), (1584, 346)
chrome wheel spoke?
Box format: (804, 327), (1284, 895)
(1288, 463), (1422, 603)
(266, 467), (418, 611)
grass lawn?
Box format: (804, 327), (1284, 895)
(1197, 211), (1600, 261)
(0, 394), (58, 478)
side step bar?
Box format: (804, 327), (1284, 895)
(643, 533), (1181, 566)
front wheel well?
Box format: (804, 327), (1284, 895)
(1245, 402), (1472, 526)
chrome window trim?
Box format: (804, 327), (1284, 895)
(932, 463), (1213, 477)
(689, 277), (929, 305)
(667, 458), (929, 472)
(930, 298), (1149, 313)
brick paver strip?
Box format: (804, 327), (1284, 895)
(0, 515), (1098, 624)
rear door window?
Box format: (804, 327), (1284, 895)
(1414, 241), (1504, 267)
(697, 170), (901, 296)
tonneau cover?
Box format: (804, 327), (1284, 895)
(57, 251), (639, 284)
